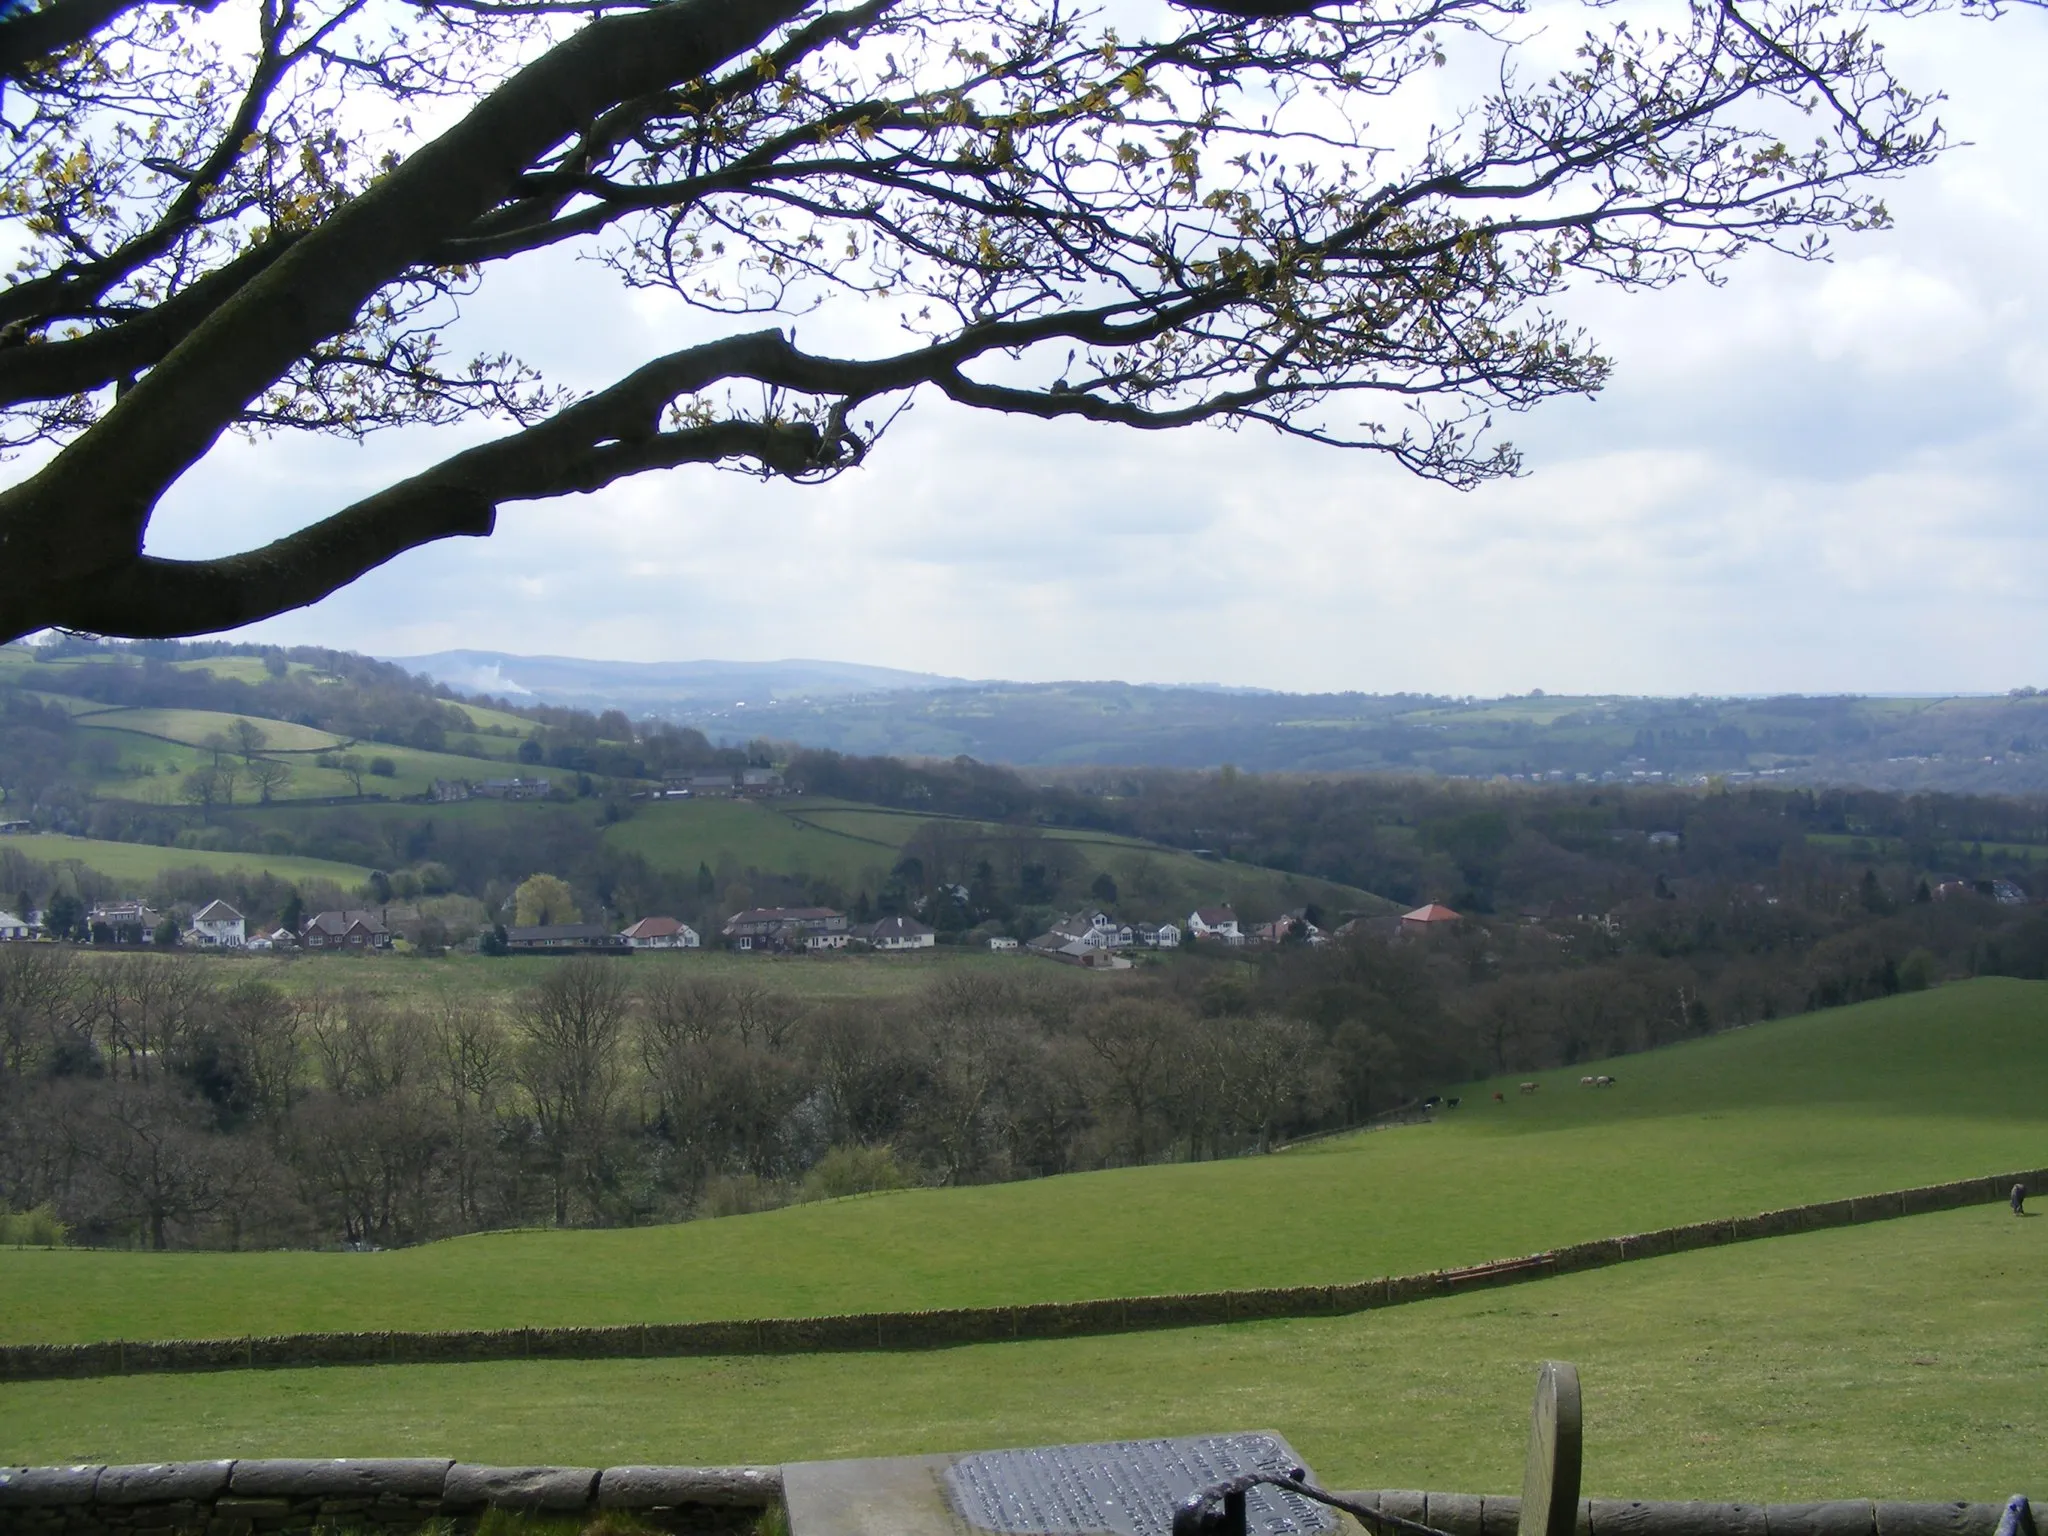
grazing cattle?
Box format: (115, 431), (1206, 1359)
(1595, 1075), (1615, 1087)
(1423, 1095), (1441, 1109)
(1580, 1076), (1596, 1087)
(1445, 1097), (1460, 1108)
(1492, 1091), (1504, 1102)
(1518, 1081), (1539, 1094)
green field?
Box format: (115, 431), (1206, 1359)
(75, 707), (348, 754)
(2, 1205), (2040, 1497)
(6, 979), (2044, 1347)
(0, 833), (373, 888)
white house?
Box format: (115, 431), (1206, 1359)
(868, 915), (936, 951)
(988, 936), (1019, 952)
(620, 915), (701, 949)
(0, 911), (31, 941)
(1134, 921), (1182, 948)
(191, 899), (246, 947)
(1050, 911), (1127, 949)
(1187, 905), (1242, 944)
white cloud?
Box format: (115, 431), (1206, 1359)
(139, 5), (2048, 698)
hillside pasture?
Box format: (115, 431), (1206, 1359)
(3, 979), (2043, 1349)
(2, 1204), (2040, 1498)
(75, 707), (347, 754)
(0, 834), (373, 888)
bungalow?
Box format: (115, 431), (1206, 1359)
(1399, 902), (1462, 936)
(722, 906), (849, 951)
(1026, 932), (1131, 969)
(506, 923), (627, 952)
(302, 910), (391, 950)
(621, 915), (701, 950)
(0, 910), (31, 941)
(1186, 905), (1242, 944)
(191, 899), (246, 947)
(1133, 921), (1182, 949)
(865, 915), (935, 951)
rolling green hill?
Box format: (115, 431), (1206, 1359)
(0, 833), (373, 888)
(5, 978), (2042, 1348)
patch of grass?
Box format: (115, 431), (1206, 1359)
(3, 980), (2043, 1348)
(2, 1205), (2041, 1498)
(0, 833), (372, 887)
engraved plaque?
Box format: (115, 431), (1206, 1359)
(944, 1434), (1337, 1536)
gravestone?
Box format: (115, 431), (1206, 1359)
(785, 1433), (1334, 1536)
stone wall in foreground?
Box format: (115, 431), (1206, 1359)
(0, 1462), (780, 1536)
(1334, 1491), (2021, 1536)
(1, 1470), (2026, 1536)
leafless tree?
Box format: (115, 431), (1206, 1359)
(512, 958), (633, 1224)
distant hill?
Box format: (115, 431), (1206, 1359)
(523, 675), (2046, 793)
(387, 651), (969, 710)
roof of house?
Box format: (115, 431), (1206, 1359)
(724, 906), (844, 926)
(1192, 906), (1238, 925)
(0, 911), (26, 927)
(870, 916), (934, 939)
(1401, 903), (1462, 923)
(304, 909), (389, 936)
(508, 923), (616, 943)
(621, 916), (690, 939)
(193, 899), (244, 922)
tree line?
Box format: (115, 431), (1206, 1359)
(12, 862), (2048, 1251)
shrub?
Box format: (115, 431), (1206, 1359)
(1, 1204), (70, 1247)
(369, 756), (397, 777)
(800, 1144), (915, 1203)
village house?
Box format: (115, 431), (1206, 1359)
(301, 910), (392, 950)
(666, 771), (737, 797)
(506, 923), (627, 952)
(1399, 902), (1462, 936)
(0, 910), (31, 941)
(620, 915), (700, 950)
(430, 779), (471, 802)
(190, 899), (247, 947)
(1048, 910), (1127, 950)
(475, 776), (553, 800)
(739, 768), (785, 795)
(1133, 921), (1182, 948)
(721, 906), (850, 951)
(858, 915), (936, 951)
(89, 901), (160, 945)
(1186, 905), (1243, 944)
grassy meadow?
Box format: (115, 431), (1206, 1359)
(0, 833), (373, 887)
(2, 1203), (2041, 1496)
(5, 979), (2043, 1348)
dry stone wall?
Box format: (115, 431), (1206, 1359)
(1334, 1493), (2019, 1536)
(1, 1169), (2040, 1386)
(0, 1462), (780, 1536)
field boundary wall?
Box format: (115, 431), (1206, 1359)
(1, 1167), (2041, 1384)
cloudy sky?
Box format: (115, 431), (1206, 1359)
(142, 2), (2048, 697)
